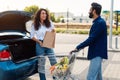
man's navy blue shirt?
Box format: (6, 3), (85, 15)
(76, 16), (108, 60)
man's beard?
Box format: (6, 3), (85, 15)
(89, 12), (93, 18)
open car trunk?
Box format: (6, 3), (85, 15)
(0, 11), (36, 63)
(0, 36), (36, 63)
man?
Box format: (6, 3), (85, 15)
(71, 2), (108, 80)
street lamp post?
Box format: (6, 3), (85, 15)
(109, 0), (114, 49)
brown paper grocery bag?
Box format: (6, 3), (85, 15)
(43, 31), (56, 48)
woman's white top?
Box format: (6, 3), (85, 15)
(30, 21), (54, 40)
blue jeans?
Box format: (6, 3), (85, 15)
(87, 57), (102, 80)
(36, 43), (57, 80)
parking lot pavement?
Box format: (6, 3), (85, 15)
(28, 34), (120, 80)
(102, 52), (120, 80)
(28, 51), (120, 80)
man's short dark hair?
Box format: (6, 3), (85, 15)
(91, 2), (102, 15)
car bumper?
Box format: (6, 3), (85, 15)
(0, 58), (38, 80)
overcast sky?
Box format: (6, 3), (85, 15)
(0, 0), (119, 16)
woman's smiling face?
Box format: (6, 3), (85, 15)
(40, 10), (47, 21)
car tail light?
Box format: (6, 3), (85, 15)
(0, 50), (11, 61)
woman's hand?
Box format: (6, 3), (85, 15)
(31, 37), (43, 47)
(51, 29), (55, 32)
(39, 41), (43, 47)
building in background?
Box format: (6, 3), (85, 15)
(52, 11), (92, 23)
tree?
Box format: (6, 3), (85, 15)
(55, 16), (64, 23)
(103, 10), (120, 23)
(102, 10), (110, 21)
(24, 5), (39, 14)
(50, 13), (56, 22)
(55, 18), (61, 23)
(114, 11), (120, 23)
(24, 6), (57, 22)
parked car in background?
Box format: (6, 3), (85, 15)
(0, 11), (37, 80)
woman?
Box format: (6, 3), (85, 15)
(30, 8), (57, 80)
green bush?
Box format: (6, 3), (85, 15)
(78, 31), (89, 34)
(56, 29), (66, 33)
(107, 27), (120, 35)
(55, 28), (89, 34)
(55, 27), (120, 35)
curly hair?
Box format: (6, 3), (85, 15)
(33, 8), (51, 30)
